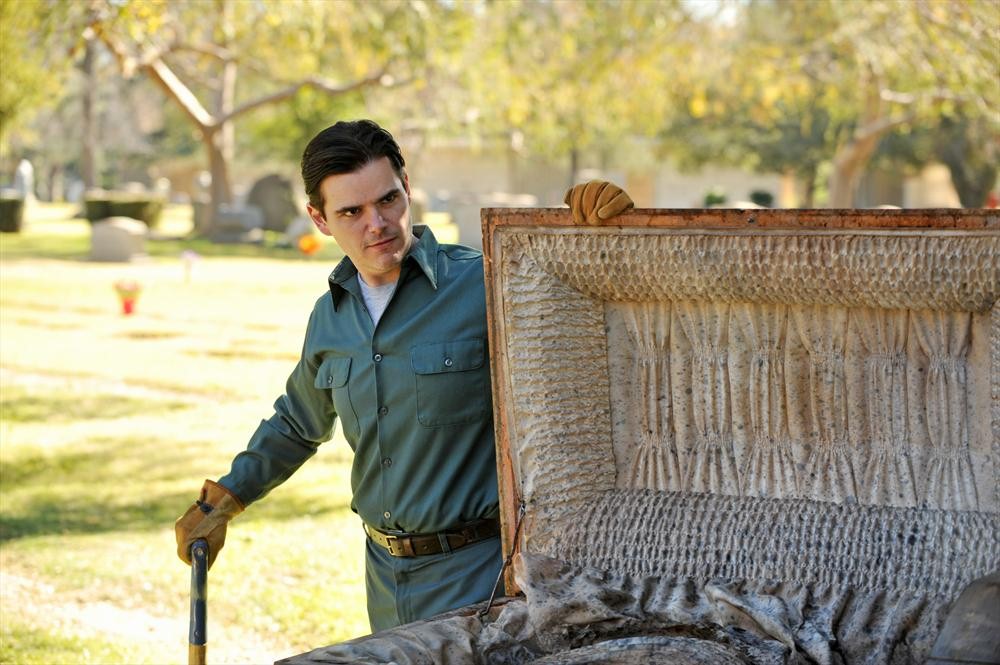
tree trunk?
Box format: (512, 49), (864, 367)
(828, 130), (882, 208)
(199, 0), (237, 233)
(79, 38), (97, 189)
(944, 159), (997, 208)
(204, 128), (234, 218)
(568, 146), (579, 189)
(936, 116), (997, 207)
(799, 166), (817, 208)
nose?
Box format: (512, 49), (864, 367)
(366, 207), (388, 233)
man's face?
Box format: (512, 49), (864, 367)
(307, 157), (413, 286)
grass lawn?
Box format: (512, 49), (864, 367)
(0, 204), (371, 663)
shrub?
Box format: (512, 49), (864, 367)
(749, 190), (775, 208)
(703, 187), (727, 207)
(83, 193), (165, 229)
(0, 195), (24, 233)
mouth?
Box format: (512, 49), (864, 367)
(366, 236), (397, 250)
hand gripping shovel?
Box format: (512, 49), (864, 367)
(189, 539), (208, 665)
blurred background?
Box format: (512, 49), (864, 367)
(2, 0), (998, 245)
(0, 1), (997, 663)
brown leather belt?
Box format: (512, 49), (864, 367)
(364, 518), (500, 557)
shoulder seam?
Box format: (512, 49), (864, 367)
(440, 244), (483, 261)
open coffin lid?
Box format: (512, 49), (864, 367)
(282, 208), (1000, 665)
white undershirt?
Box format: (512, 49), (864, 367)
(358, 275), (396, 326)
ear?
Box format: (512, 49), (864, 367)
(402, 171), (410, 197)
(307, 203), (332, 237)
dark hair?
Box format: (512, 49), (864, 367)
(300, 119), (406, 214)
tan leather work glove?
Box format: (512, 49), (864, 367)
(564, 180), (634, 225)
(175, 479), (244, 570)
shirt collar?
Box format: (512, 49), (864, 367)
(327, 225), (439, 308)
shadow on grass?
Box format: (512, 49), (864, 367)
(0, 435), (349, 543)
(0, 390), (191, 423)
(1, 225), (343, 263)
(147, 234), (344, 262)
(0, 234), (90, 261)
(187, 348), (301, 362)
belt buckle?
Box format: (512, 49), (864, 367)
(384, 533), (406, 556)
(380, 529), (411, 557)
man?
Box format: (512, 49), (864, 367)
(175, 119), (632, 632)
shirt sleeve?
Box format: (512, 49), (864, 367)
(217, 305), (337, 506)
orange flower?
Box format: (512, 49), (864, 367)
(298, 234), (321, 256)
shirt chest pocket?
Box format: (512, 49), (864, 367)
(314, 356), (360, 440)
(411, 339), (489, 428)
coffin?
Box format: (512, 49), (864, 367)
(281, 208), (1000, 665)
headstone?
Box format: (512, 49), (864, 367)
(13, 159), (34, 201)
(90, 216), (147, 262)
(209, 205), (264, 244)
(283, 215), (315, 247)
(245, 174), (297, 232)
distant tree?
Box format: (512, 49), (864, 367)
(0, 1), (72, 153)
(87, 0), (464, 233)
(459, 0), (692, 185)
(659, 0), (999, 207)
(933, 114), (998, 208)
(875, 113), (999, 208)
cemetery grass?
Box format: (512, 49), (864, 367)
(1, 204), (369, 663)
(0, 201), (347, 262)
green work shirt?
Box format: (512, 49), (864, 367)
(218, 226), (499, 534)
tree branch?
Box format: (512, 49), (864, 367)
(168, 41), (235, 63)
(880, 88), (971, 105)
(216, 67), (401, 126)
(91, 16), (216, 130)
(853, 111), (916, 144)
(146, 59), (215, 129)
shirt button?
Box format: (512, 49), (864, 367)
(444, 357), (453, 367)
(382, 457), (392, 468)
(378, 406), (388, 416)
(327, 376), (333, 384)
(383, 511), (391, 519)
(373, 353), (382, 362)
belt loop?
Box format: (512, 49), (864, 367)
(437, 532), (452, 555)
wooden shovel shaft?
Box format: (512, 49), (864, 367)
(189, 539), (208, 665)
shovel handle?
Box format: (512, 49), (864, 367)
(189, 539), (208, 665)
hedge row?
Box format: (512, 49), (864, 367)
(83, 195), (165, 228)
(0, 196), (24, 233)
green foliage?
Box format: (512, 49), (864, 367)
(749, 190), (774, 207)
(459, 1), (691, 172)
(240, 88), (367, 165)
(82, 194), (166, 228)
(703, 187), (727, 207)
(877, 112), (1000, 208)
(0, 0), (73, 142)
(14, 0), (998, 209)
(657, 0), (1000, 204)
(0, 195), (24, 232)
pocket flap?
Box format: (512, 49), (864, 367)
(411, 339), (484, 375)
(314, 356), (351, 388)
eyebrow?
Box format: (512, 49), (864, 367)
(334, 187), (401, 215)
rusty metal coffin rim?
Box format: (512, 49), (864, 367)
(479, 207), (997, 595)
(481, 207), (999, 230)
